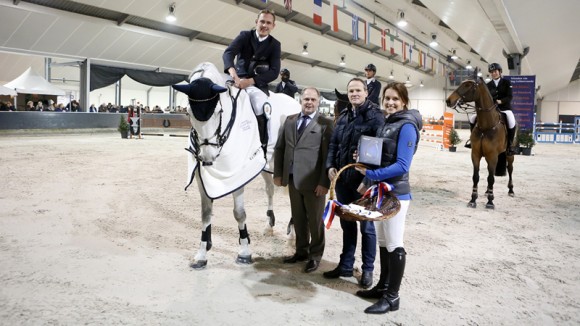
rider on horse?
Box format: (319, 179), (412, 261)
(223, 9), (281, 157)
(465, 63), (517, 155)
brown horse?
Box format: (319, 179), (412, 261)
(446, 77), (515, 209)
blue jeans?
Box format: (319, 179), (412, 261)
(335, 181), (376, 272)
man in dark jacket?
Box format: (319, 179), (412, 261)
(364, 64), (382, 105)
(275, 68), (298, 98)
(324, 78), (384, 289)
(223, 9), (281, 155)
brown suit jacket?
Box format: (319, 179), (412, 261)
(274, 112), (334, 191)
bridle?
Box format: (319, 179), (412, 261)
(185, 67), (242, 166)
(450, 79), (496, 114)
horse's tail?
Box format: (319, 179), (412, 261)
(495, 152), (507, 176)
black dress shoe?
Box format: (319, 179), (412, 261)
(322, 266), (353, 279)
(359, 271), (373, 288)
(304, 260), (319, 273)
(283, 254), (307, 264)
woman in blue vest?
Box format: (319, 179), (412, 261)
(354, 82), (422, 315)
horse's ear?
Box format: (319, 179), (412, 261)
(211, 84), (227, 94)
(172, 83), (190, 94)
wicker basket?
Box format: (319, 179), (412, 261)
(329, 163), (401, 222)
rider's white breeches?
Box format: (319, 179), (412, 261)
(245, 86), (267, 116)
(469, 110), (516, 129)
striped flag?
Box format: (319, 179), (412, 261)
(352, 14), (359, 41)
(313, 0), (322, 25)
(364, 20), (370, 44)
(402, 41), (406, 61)
(284, 0), (292, 12)
(418, 49), (422, 66)
(332, 5), (339, 32)
(381, 29), (386, 51)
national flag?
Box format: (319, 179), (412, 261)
(364, 20), (370, 45)
(313, 0), (322, 25)
(351, 14), (359, 41)
(284, 0), (292, 12)
(390, 34), (395, 55)
(322, 200), (340, 229)
(332, 4), (339, 32)
(381, 29), (386, 51)
(402, 41), (406, 61)
(418, 49), (422, 66)
(409, 43), (413, 62)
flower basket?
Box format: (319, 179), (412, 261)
(328, 163), (401, 222)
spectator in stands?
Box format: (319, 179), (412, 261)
(89, 104), (98, 112)
(36, 101), (44, 111)
(26, 101), (35, 111)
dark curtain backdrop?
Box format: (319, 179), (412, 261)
(90, 65), (188, 91)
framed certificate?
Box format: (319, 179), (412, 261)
(357, 135), (383, 166)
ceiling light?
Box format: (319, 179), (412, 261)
(485, 74), (491, 82)
(166, 3), (176, 22)
(430, 34), (438, 47)
(397, 11), (407, 28)
(339, 55), (346, 66)
(451, 49), (458, 60)
(389, 70), (394, 80)
(302, 43), (309, 55)
(466, 60), (472, 70)
(405, 76), (412, 87)
(420, 80), (424, 87)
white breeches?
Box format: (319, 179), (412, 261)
(374, 200), (410, 252)
(469, 111), (516, 129)
(245, 86), (268, 116)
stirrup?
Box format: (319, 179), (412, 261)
(464, 140), (471, 148)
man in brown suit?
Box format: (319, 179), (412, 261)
(274, 87), (334, 273)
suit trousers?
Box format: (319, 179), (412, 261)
(335, 180), (376, 272)
(288, 176), (326, 261)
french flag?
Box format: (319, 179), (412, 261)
(322, 200), (341, 229)
(313, 0), (322, 26)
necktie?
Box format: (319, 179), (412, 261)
(297, 115), (310, 139)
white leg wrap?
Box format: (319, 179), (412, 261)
(195, 241), (208, 261)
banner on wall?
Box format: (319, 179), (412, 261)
(504, 75), (535, 130)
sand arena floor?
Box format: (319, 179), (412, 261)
(0, 130), (578, 325)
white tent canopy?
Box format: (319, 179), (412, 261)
(0, 84), (17, 96)
(4, 67), (65, 96)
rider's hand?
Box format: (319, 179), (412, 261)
(328, 168), (337, 180)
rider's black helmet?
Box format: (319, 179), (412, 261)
(488, 63), (502, 73)
(364, 64), (377, 72)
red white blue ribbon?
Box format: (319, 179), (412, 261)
(322, 199), (342, 229)
(362, 182), (394, 209)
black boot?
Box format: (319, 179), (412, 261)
(356, 247), (388, 299)
(465, 123), (475, 148)
(256, 113), (269, 157)
(364, 247), (406, 314)
(506, 126), (516, 155)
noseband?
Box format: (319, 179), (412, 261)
(451, 80), (495, 113)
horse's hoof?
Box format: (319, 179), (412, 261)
(467, 202), (477, 208)
(508, 192), (515, 197)
(190, 260), (208, 270)
(267, 210), (275, 227)
(236, 255), (253, 265)
(485, 203), (495, 209)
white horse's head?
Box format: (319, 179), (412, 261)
(173, 62), (231, 164)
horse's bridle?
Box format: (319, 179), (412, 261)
(451, 79), (496, 114)
(185, 68), (241, 166)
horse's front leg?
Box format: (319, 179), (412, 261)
(232, 188), (253, 265)
(507, 156), (515, 197)
(191, 178), (213, 270)
(469, 156), (480, 208)
(260, 171), (276, 234)
(485, 158), (498, 209)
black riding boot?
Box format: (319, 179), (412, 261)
(356, 247), (388, 299)
(465, 123), (475, 148)
(364, 247), (406, 314)
(256, 113), (269, 157)
(506, 126), (516, 155)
